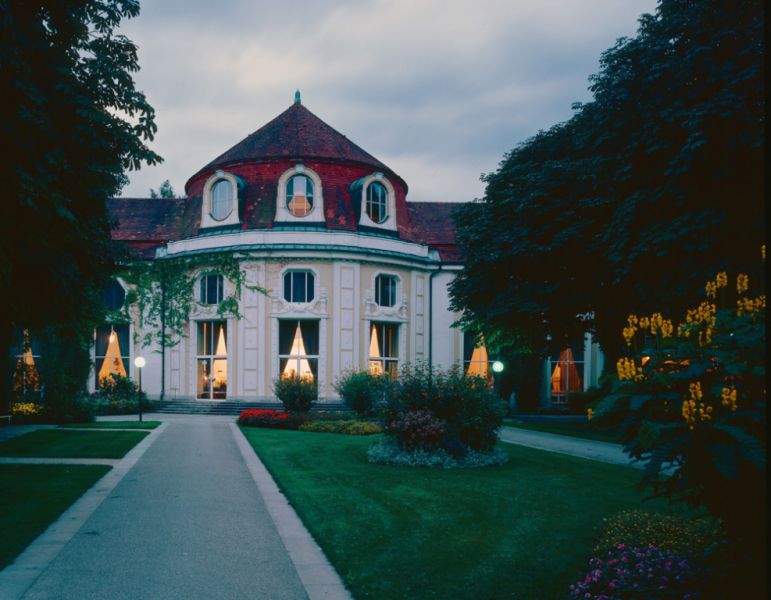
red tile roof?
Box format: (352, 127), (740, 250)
(187, 102), (402, 191)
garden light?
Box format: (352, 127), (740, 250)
(492, 360), (504, 373)
(134, 356), (145, 422)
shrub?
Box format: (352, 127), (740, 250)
(595, 510), (720, 560)
(42, 395), (96, 424)
(94, 374), (148, 415)
(8, 401), (45, 424)
(386, 409), (445, 451)
(367, 438), (508, 468)
(273, 375), (317, 413)
(299, 419), (383, 435)
(237, 408), (308, 430)
(568, 544), (702, 600)
(593, 264), (765, 551)
(382, 362), (506, 454)
(334, 370), (386, 416)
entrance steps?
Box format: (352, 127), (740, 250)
(148, 399), (347, 416)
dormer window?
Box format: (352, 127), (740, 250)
(366, 181), (388, 223)
(275, 165), (325, 224)
(210, 179), (234, 221)
(286, 175), (314, 217)
(357, 173), (397, 232)
(201, 171), (241, 229)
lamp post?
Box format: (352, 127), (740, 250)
(134, 356), (146, 422)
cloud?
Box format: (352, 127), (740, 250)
(119, 0), (657, 201)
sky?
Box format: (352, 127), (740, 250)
(119, 0), (658, 202)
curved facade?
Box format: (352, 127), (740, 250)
(104, 95), (468, 402)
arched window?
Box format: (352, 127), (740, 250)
(210, 179), (234, 221)
(102, 279), (125, 311)
(283, 270), (315, 303)
(375, 274), (397, 307)
(200, 274), (224, 305)
(366, 181), (388, 223)
(286, 175), (314, 217)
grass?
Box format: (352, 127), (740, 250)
(0, 464), (110, 568)
(59, 421), (161, 429)
(503, 418), (623, 443)
(242, 428), (669, 600)
(0, 430), (148, 459)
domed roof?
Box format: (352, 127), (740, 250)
(189, 95), (393, 183)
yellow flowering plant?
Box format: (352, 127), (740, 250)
(592, 258), (766, 550)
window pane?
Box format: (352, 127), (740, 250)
(287, 175), (314, 217)
(299, 320), (319, 356)
(102, 280), (125, 311)
(367, 182), (388, 223)
(292, 272), (305, 302)
(306, 272), (314, 302)
(283, 272), (292, 301)
(95, 324), (129, 387)
(211, 179), (233, 221)
(197, 321), (209, 355)
(197, 358), (211, 398)
(375, 275), (396, 307)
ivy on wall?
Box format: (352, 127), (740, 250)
(112, 253), (266, 349)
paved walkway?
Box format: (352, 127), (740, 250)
(0, 416), (350, 600)
(499, 426), (643, 469)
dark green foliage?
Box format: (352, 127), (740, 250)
(450, 0), (763, 364)
(149, 179), (177, 198)
(333, 370), (386, 417)
(382, 363), (506, 453)
(299, 420), (383, 435)
(0, 0), (160, 412)
(273, 375), (317, 413)
(94, 373), (147, 415)
(367, 437), (508, 468)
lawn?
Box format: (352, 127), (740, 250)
(503, 418), (622, 443)
(59, 421), (161, 430)
(242, 428), (668, 600)
(0, 430), (148, 459)
(0, 464), (110, 568)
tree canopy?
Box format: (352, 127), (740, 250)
(0, 0), (161, 410)
(450, 0), (764, 362)
(150, 179), (177, 199)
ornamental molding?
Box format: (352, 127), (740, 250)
(271, 287), (329, 318)
(364, 290), (408, 322)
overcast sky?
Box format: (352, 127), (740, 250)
(119, 0), (658, 202)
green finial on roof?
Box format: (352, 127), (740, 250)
(294, 89), (301, 104)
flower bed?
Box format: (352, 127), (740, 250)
(299, 420), (383, 435)
(237, 408), (308, 429)
(569, 544), (701, 599)
(368, 438), (508, 468)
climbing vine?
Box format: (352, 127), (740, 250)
(115, 253), (266, 349)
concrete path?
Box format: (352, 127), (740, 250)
(499, 426), (643, 469)
(1, 417), (350, 600)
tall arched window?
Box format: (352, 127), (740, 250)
(366, 181), (388, 223)
(286, 175), (314, 217)
(102, 279), (125, 311)
(210, 179), (234, 221)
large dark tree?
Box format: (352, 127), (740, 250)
(0, 0), (160, 412)
(450, 0), (764, 366)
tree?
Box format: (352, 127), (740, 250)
(450, 0), (763, 366)
(149, 179), (177, 199)
(0, 0), (161, 413)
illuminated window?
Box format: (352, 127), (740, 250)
(550, 346), (583, 404)
(279, 320), (319, 381)
(11, 330), (41, 397)
(200, 274), (224, 305)
(369, 322), (398, 378)
(286, 175), (314, 217)
(374, 274), (397, 307)
(366, 181), (388, 223)
(95, 325), (130, 387)
(102, 280), (125, 311)
(283, 270), (315, 303)
(210, 179), (234, 221)
(197, 321), (228, 399)
(463, 331), (491, 381)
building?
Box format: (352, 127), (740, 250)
(99, 93), (479, 403)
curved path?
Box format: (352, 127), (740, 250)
(0, 415), (350, 600)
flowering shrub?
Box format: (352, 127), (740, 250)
(237, 408), (308, 429)
(386, 409), (446, 451)
(273, 374), (317, 413)
(381, 362), (506, 454)
(299, 419), (383, 435)
(593, 260), (765, 549)
(10, 402), (41, 416)
(594, 510), (719, 560)
(569, 544), (701, 599)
